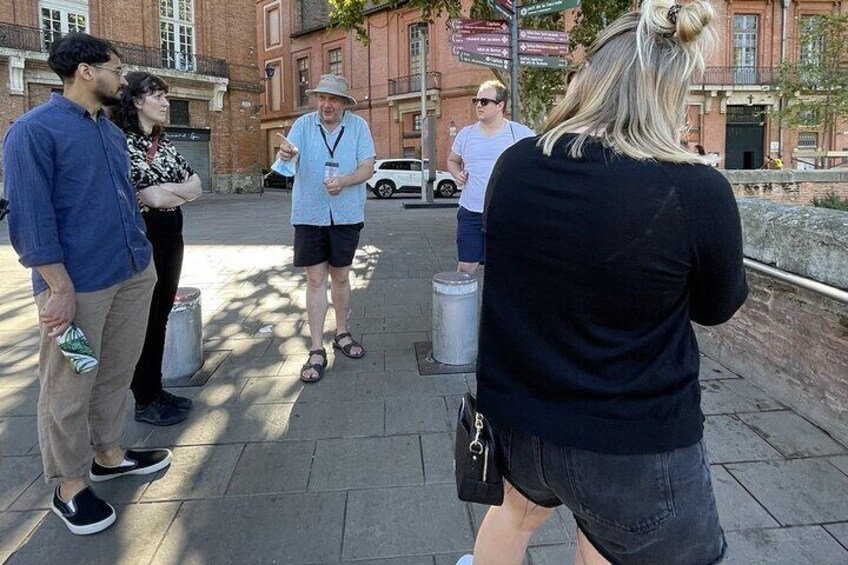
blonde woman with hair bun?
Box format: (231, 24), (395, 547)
(455, 2), (747, 564)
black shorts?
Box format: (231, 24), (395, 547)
(293, 222), (364, 268)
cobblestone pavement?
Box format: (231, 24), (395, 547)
(1, 192), (847, 564)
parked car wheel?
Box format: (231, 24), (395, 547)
(374, 180), (396, 198)
(436, 180), (457, 198)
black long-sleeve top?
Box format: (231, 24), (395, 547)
(477, 135), (748, 455)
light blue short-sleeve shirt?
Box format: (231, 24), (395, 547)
(277, 111), (376, 226)
(451, 120), (535, 213)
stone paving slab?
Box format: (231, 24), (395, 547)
(528, 544), (578, 565)
(726, 459), (848, 525)
(724, 526), (848, 564)
(309, 436), (423, 491)
(703, 415), (783, 464)
(11, 472), (157, 512)
(824, 522), (848, 549)
(0, 510), (44, 563)
(152, 492), (346, 565)
(698, 355), (741, 380)
(700, 380), (761, 415)
(829, 455), (848, 475)
(421, 432), (455, 485)
(0, 455), (41, 511)
(0, 416), (38, 456)
(225, 440), (314, 496)
(6, 502), (180, 565)
(737, 411), (847, 458)
(386, 396), (450, 434)
(710, 466), (779, 530)
(343, 484), (474, 560)
(141, 444), (243, 502)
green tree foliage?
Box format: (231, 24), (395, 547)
(328, 0), (632, 125)
(774, 13), (848, 153)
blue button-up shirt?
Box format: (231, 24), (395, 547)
(3, 94), (152, 295)
(276, 111), (375, 225)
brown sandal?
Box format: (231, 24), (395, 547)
(300, 349), (327, 383)
(333, 333), (365, 359)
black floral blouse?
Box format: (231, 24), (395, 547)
(126, 131), (195, 212)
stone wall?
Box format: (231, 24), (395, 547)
(695, 199), (848, 444)
(723, 170), (848, 205)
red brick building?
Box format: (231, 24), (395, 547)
(1, 0), (263, 193)
(257, 0), (848, 172)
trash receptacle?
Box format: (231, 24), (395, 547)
(162, 287), (203, 382)
(432, 272), (478, 365)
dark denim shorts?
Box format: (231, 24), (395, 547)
(496, 425), (726, 565)
(456, 206), (485, 263)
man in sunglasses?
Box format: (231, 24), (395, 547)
(447, 80), (535, 274)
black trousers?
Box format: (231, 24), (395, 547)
(131, 209), (184, 406)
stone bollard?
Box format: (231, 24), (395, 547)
(432, 272), (478, 365)
(162, 287), (203, 382)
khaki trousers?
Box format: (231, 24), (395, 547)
(35, 263), (156, 482)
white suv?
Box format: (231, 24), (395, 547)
(368, 159), (459, 198)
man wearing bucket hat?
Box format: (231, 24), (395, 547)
(275, 74), (376, 383)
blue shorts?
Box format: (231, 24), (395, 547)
(496, 425), (726, 565)
(456, 206), (485, 263)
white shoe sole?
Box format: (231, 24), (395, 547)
(89, 450), (173, 482)
(52, 503), (116, 535)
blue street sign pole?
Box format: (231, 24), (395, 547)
(510, 12), (520, 120)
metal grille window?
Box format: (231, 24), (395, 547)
(733, 15), (758, 84)
(798, 132), (818, 148)
(160, 0), (195, 72)
(328, 48), (342, 75)
(297, 57), (309, 107)
(169, 99), (190, 125)
(40, 1), (88, 50)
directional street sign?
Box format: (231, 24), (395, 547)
(449, 19), (509, 33)
(519, 54), (569, 69)
(450, 32), (510, 46)
(452, 44), (511, 59)
(518, 28), (569, 44)
(487, 0), (514, 19)
(459, 50), (511, 71)
(519, 40), (569, 56)
(518, 0), (580, 18)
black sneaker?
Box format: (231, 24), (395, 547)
(160, 389), (193, 411)
(51, 485), (116, 535)
(135, 395), (189, 426)
(89, 448), (173, 482)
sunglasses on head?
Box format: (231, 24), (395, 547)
(472, 97), (500, 107)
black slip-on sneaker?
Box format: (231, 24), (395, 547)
(135, 395), (189, 426)
(51, 486), (116, 535)
(160, 389), (193, 411)
(89, 448), (173, 482)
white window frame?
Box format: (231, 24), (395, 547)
(160, 0), (196, 72)
(327, 47), (342, 75)
(264, 3), (281, 50)
(39, 0), (89, 50)
(733, 15), (758, 85)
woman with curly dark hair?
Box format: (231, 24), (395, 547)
(111, 71), (201, 426)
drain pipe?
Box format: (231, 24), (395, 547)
(778, 0), (790, 158)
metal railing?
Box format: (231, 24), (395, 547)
(388, 72), (441, 96)
(744, 258), (848, 305)
(0, 22), (228, 78)
(694, 67), (777, 86)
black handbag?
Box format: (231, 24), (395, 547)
(454, 393), (504, 506)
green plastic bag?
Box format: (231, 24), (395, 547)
(57, 323), (98, 374)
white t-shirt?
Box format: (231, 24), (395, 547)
(451, 120), (535, 213)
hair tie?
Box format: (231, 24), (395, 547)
(667, 4), (682, 25)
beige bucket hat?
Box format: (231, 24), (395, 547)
(305, 74), (357, 105)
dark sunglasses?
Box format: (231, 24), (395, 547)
(472, 97), (501, 107)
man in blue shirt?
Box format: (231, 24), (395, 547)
(275, 74), (375, 383)
(4, 33), (172, 535)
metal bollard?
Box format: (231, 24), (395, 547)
(162, 287), (203, 382)
(432, 272), (478, 365)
